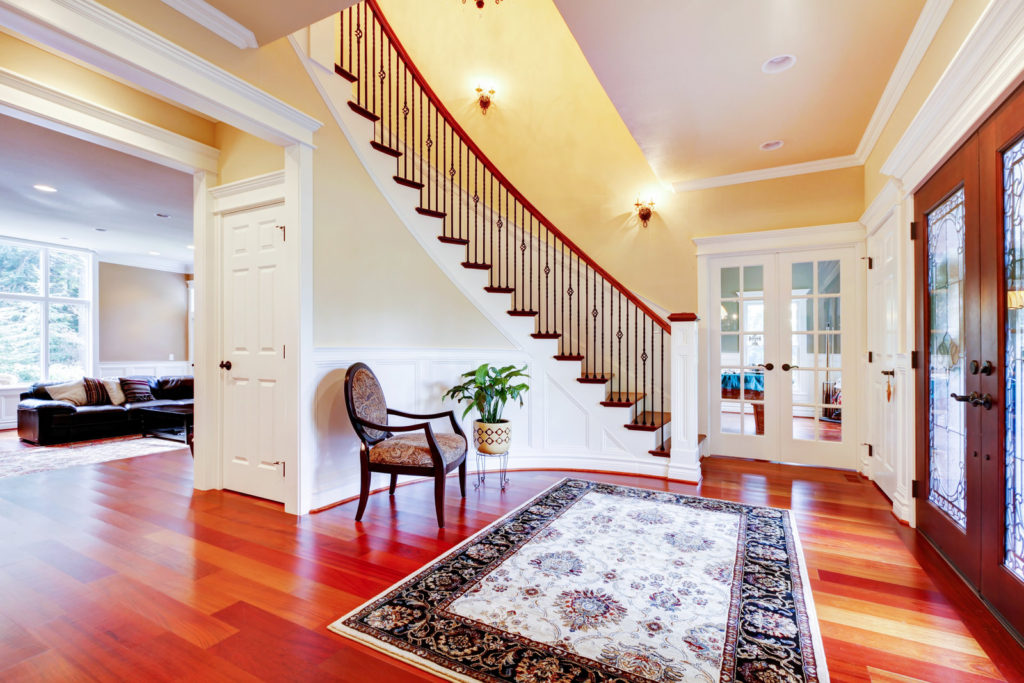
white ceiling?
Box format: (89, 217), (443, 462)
(0, 114), (194, 272)
(553, 0), (927, 188)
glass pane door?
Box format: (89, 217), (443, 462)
(777, 249), (857, 469)
(708, 256), (778, 461)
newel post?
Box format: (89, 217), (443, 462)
(668, 313), (702, 483)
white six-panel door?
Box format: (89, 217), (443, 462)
(708, 247), (858, 470)
(221, 202), (290, 503)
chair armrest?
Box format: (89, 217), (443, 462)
(355, 417), (448, 468)
(387, 408), (465, 437)
(18, 399), (76, 414)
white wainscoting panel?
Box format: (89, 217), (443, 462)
(311, 347), (671, 511)
(0, 387), (22, 429)
(97, 361), (193, 378)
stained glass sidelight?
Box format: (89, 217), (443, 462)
(1003, 136), (1024, 582)
(927, 187), (968, 529)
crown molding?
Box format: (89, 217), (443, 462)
(693, 222), (865, 256)
(210, 170), (286, 214)
(859, 178), (903, 235)
(673, 0), (951, 193)
(882, 0), (1024, 192)
(672, 154), (860, 192)
(0, 0), (321, 147)
(0, 67), (219, 173)
(159, 0), (257, 49)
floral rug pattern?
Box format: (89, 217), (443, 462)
(330, 479), (827, 682)
(0, 437), (187, 479)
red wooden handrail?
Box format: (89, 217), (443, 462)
(362, 0), (670, 334)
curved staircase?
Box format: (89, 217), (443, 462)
(301, 0), (685, 466)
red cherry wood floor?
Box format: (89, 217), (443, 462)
(0, 436), (1020, 681)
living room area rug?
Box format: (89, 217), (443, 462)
(0, 436), (187, 479)
(330, 478), (828, 682)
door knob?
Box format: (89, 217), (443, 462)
(971, 393), (995, 410)
(781, 363), (799, 372)
(219, 360), (232, 371)
(980, 361), (995, 376)
(757, 363), (774, 371)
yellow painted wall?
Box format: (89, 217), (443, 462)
(0, 33), (216, 146)
(214, 123), (283, 184)
(99, 263), (188, 362)
(864, 0), (990, 204)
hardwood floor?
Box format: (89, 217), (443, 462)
(0, 447), (1021, 681)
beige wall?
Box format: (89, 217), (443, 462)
(99, 263), (188, 362)
(0, 32), (216, 146)
(214, 122), (283, 184)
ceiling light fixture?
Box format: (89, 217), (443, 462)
(476, 86), (495, 114)
(186, 245), (195, 250)
(95, 228), (107, 232)
(760, 140), (784, 151)
(463, 0), (502, 8)
(148, 251), (161, 256)
(33, 184), (58, 193)
(761, 54), (796, 74)
(635, 198), (655, 228)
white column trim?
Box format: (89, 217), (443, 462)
(669, 318), (701, 484)
(0, 67), (218, 174)
(158, 0), (257, 49)
(0, 0), (322, 146)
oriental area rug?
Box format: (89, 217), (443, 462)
(330, 478), (829, 682)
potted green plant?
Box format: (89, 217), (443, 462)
(443, 363), (529, 454)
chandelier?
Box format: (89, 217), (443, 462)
(463, 0), (502, 8)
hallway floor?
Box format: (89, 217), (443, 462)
(0, 452), (1020, 681)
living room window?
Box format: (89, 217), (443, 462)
(0, 239), (93, 386)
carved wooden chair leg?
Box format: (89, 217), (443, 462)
(355, 467), (371, 521)
(434, 471), (446, 528)
(458, 460), (467, 497)
(389, 473), (397, 496)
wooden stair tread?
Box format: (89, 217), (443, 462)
(600, 392), (645, 407)
(417, 207), (446, 219)
(484, 286), (516, 294)
(348, 101), (379, 122)
(578, 374), (611, 384)
(554, 354), (584, 361)
(394, 176), (424, 190)
(461, 261), (492, 270)
(625, 411), (670, 431)
(335, 64), (358, 82)
(531, 332), (561, 339)
(507, 310), (539, 317)
(649, 437), (671, 457)
(438, 236), (469, 245)
(370, 141), (403, 158)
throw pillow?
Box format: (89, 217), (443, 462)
(102, 377), (126, 406)
(120, 377), (155, 404)
(83, 377), (110, 406)
(45, 379), (88, 406)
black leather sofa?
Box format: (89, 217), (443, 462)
(17, 376), (194, 446)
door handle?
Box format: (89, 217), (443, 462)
(950, 392), (976, 403)
(971, 393), (995, 410)
(881, 369), (895, 377)
(781, 363), (799, 372)
(756, 363), (774, 371)
(219, 360), (232, 371)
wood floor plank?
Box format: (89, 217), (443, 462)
(0, 438), (1020, 681)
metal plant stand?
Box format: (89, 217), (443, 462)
(474, 449), (509, 491)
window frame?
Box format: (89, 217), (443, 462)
(0, 237), (95, 386)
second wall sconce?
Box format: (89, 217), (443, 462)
(476, 87), (495, 114)
(635, 199), (655, 227)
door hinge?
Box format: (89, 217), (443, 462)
(910, 221), (918, 240)
(276, 224), (286, 241)
(911, 479), (920, 498)
(271, 461), (286, 477)
(283, 344), (286, 359)
(911, 350), (919, 369)
(868, 351), (873, 363)
(861, 442), (873, 457)
(861, 256), (873, 269)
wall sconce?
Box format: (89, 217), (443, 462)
(476, 87), (495, 114)
(635, 199), (655, 227)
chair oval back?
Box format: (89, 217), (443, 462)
(344, 363), (390, 444)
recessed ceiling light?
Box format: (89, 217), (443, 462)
(33, 184), (58, 193)
(762, 54), (796, 74)
(760, 140), (785, 151)
(156, 213), (170, 218)
(59, 237), (70, 241)
(186, 245), (195, 250)
(148, 251), (161, 256)
(94, 228), (107, 232)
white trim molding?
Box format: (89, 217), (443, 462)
(859, 178), (904, 237)
(882, 0), (1024, 192)
(159, 0), (257, 50)
(0, 67), (219, 174)
(673, 0), (952, 193)
(210, 170), (287, 214)
(694, 222), (866, 256)
(0, 0), (322, 147)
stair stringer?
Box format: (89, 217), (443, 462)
(296, 43), (671, 476)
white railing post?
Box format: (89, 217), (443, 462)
(668, 313), (702, 483)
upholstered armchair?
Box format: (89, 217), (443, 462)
(343, 362), (468, 528)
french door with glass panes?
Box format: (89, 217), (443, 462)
(709, 248), (857, 469)
(915, 79), (1024, 637)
